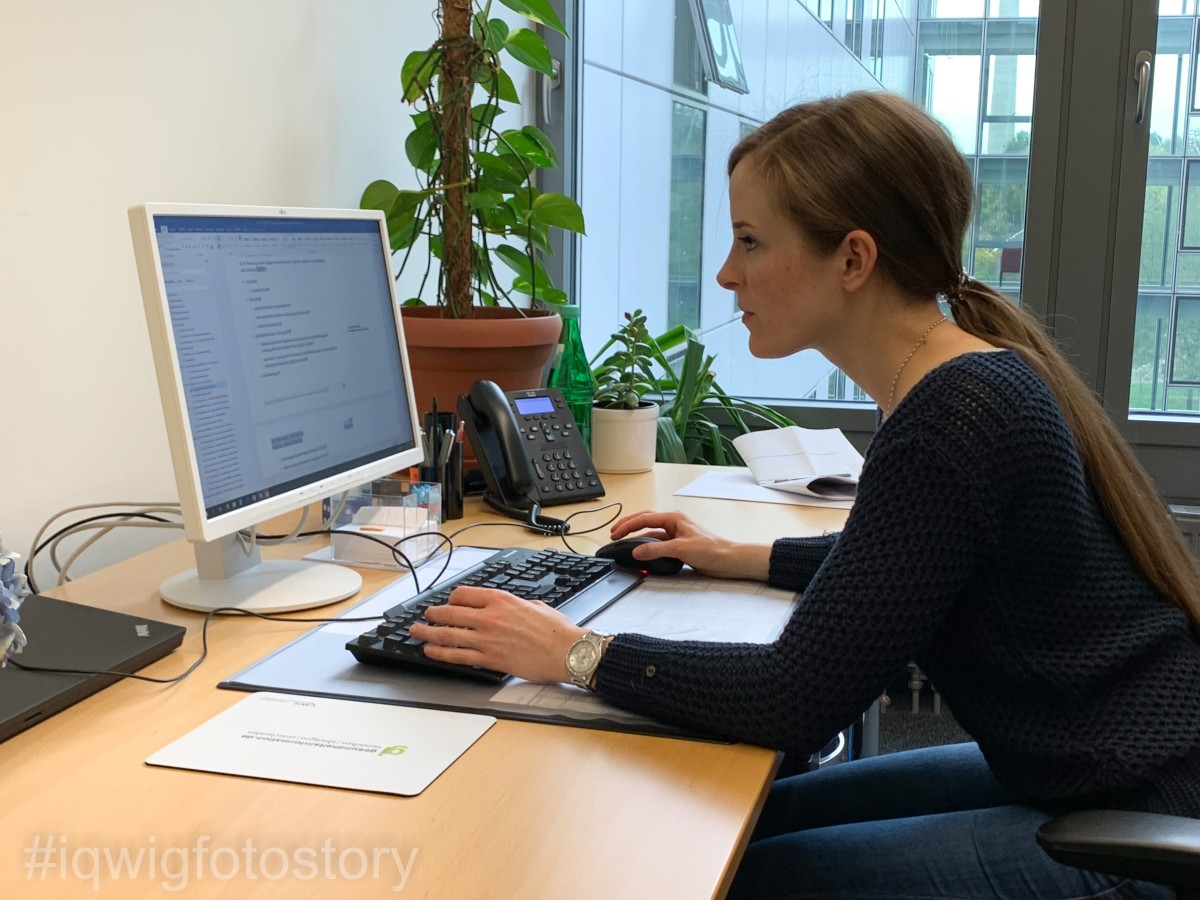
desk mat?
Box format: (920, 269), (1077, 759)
(221, 546), (798, 742)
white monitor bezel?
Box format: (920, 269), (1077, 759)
(129, 202), (424, 545)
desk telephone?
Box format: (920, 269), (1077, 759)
(458, 380), (605, 535)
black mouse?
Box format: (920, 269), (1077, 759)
(595, 537), (685, 576)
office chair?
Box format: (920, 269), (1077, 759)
(1036, 809), (1200, 897)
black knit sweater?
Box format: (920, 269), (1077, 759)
(595, 350), (1200, 815)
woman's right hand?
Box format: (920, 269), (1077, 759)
(609, 509), (772, 581)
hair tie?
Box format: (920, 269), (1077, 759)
(946, 271), (969, 304)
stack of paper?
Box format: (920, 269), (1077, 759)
(732, 426), (864, 499)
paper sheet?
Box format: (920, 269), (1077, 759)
(675, 468), (855, 510)
(732, 426), (863, 497)
(147, 691), (495, 795)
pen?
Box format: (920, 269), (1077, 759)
(436, 428), (453, 465)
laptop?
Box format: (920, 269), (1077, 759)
(0, 594), (185, 743)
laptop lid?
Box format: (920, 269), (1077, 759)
(0, 595), (186, 743)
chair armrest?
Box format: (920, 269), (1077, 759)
(1037, 809), (1200, 888)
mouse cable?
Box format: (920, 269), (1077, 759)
(6, 606), (387, 686)
(557, 502), (624, 555)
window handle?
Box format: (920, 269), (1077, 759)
(542, 58), (561, 127)
(1134, 50), (1153, 125)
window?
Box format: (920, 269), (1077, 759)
(570, 0), (1037, 419)
(1124, 8), (1200, 423)
(549, 0), (1200, 501)
(688, 0), (750, 94)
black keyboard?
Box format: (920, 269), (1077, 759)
(346, 547), (643, 683)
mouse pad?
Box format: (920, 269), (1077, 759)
(147, 691), (495, 796)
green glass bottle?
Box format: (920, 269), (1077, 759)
(549, 304), (594, 449)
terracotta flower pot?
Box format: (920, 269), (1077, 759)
(400, 306), (561, 414)
(400, 306), (562, 468)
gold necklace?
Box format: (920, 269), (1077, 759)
(883, 315), (947, 420)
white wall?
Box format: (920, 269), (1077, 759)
(0, 1), (533, 584)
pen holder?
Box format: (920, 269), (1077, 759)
(419, 435), (463, 520)
(328, 477), (442, 569)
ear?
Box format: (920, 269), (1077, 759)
(837, 229), (878, 293)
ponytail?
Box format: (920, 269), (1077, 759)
(951, 281), (1200, 629)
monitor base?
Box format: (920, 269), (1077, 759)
(160, 559), (362, 613)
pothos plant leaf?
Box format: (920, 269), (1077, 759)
(401, 49), (440, 103)
(504, 28), (554, 76)
(530, 192), (585, 234)
(496, 0), (567, 35)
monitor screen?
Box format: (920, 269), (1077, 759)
(129, 204), (424, 612)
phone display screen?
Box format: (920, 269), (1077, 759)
(514, 396), (555, 415)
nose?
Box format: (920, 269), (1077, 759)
(716, 245), (739, 291)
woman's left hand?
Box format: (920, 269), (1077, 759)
(409, 587), (586, 683)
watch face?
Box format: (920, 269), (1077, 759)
(569, 641), (599, 673)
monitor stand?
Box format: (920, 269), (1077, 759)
(160, 534), (361, 613)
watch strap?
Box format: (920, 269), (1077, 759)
(587, 634), (615, 690)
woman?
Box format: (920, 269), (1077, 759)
(411, 92), (1200, 897)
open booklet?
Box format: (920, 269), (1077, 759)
(732, 426), (864, 499)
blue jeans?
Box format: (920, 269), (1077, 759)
(726, 742), (1173, 899)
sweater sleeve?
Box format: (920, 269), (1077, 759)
(594, 430), (1001, 755)
(769, 534), (839, 591)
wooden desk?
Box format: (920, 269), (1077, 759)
(1, 464), (847, 899)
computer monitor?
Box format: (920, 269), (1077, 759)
(128, 203), (424, 613)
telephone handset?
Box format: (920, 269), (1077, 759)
(458, 380), (605, 535)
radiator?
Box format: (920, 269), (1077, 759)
(1171, 505), (1200, 561)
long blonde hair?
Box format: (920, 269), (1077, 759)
(731, 91), (1200, 627)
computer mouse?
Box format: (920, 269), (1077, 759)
(595, 537), (685, 576)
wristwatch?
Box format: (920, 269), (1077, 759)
(565, 631), (613, 690)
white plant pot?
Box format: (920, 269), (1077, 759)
(590, 401), (660, 474)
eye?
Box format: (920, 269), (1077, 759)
(737, 234), (758, 250)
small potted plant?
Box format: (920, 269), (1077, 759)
(590, 311), (798, 471)
(589, 310), (661, 473)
